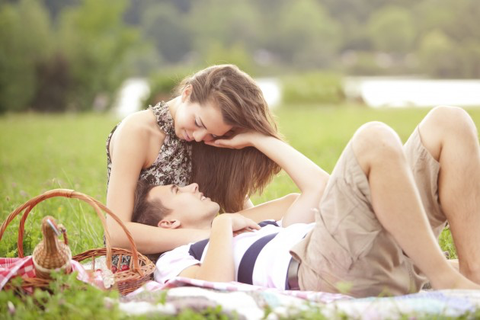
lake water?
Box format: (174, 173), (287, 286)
(113, 78), (151, 118)
(113, 77), (480, 118)
(112, 77), (281, 118)
(344, 77), (480, 108)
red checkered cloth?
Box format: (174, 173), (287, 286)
(0, 256), (93, 291)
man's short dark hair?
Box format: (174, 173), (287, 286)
(132, 180), (172, 226)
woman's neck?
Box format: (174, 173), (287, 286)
(167, 96), (180, 119)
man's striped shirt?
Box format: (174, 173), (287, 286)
(154, 220), (313, 289)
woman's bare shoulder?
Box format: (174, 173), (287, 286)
(117, 110), (165, 138)
(110, 110), (166, 163)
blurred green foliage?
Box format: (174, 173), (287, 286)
(0, 0), (52, 113)
(56, 0), (139, 111)
(367, 6), (415, 54)
(122, 0), (480, 79)
(0, 0), (139, 113)
(281, 72), (345, 105)
(1, 0), (480, 113)
(144, 68), (189, 106)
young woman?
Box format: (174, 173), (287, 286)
(106, 64), (283, 255)
(133, 106), (480, 297)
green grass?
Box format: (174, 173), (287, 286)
(1, 104), (480, 318)
(0, 112), (119, 257)
(256, 105), (432, 202)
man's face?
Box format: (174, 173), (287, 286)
(148, 183), (220, 228)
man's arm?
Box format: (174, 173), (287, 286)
(178, 214), (259, 282)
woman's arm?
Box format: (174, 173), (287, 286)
(208, 133), (329, 226)
(238, 193), (299, 222)
(243, 197), (254, 209)
(106, 112), (209, 253)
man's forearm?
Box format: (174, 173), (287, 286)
(194, 216), (235, 282)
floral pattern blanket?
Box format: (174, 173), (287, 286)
(122, 277), (480, 319)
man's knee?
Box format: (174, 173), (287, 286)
(352, 122), (404, 171)
(420, 106), (478, 159)
(353, 122), (403, 154)
(427, 106), (476, 135)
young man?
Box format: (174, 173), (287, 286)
(133, 106), (480, 298)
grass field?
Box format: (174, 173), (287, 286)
(1, 104), (480, 317)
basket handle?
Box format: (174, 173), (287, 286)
(0, 189), (142, 275)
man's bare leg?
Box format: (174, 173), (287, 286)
(351, 121), (479, 290)
(418, 106), (480, 283)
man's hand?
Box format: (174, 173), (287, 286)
(179, 214), (260, 282)
(214, 213), (260, 233)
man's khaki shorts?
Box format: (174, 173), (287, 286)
(290, 127), (447, 297)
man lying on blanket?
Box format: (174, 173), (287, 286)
(132, 107), (480, 298)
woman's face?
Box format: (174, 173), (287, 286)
(173, 89), (233, 142)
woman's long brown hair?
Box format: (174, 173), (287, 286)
(176, 64), (281, 213)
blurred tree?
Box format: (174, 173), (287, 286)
(3, 0), (480, 114)
(203, 42), (254, 75)
(440, 0), (480, 43)
(418, 30), (457, 78)
(144, 66), (190, 106)
(273, 0), (340, 69)
(33, 53), (71, 112)
(455, 41), (480, 79)
(187, 0), (261, 62)
(414, 0), (480, 78)
(124, 0), (192, 26)
(367, 6), (416, 54)
(43, 0), (78, 20)
(318, 0), (387, 51)
(57, 0), (139, 111)
(171, 0), (192, 13)
(251, 0), (289, 48)
(125, 42), (163, 76)
(0, 0), (53, 113)
(123, 0), (143, 25)
(413, 0), (453, 36)
(343, 51), (386, 76)
(141, 2), (192, 64)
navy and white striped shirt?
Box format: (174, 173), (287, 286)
(154, 220), (314, 289)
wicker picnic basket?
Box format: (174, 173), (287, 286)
(0, 189), (156, 295)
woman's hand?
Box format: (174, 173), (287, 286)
(205, 130), (265, 149)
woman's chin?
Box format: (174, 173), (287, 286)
(211, 203), (220, 215)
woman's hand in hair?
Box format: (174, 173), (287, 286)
(205, 130), (268, 149)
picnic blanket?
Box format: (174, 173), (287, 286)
(122, 278), (480, 319)
(3, 258), (480, 318)
(0, 257), (108, 292)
